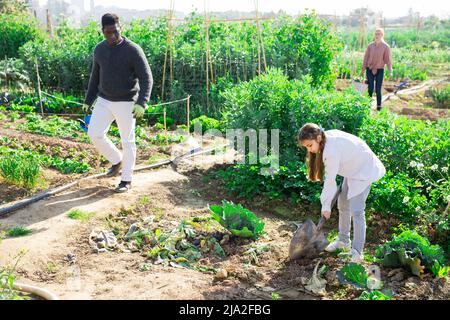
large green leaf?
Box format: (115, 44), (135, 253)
(208, 200), (265, 239)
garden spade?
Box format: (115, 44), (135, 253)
(288, 182), (342, 260)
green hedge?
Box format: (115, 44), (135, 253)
(221, 68), (371, 164)
(0, 13), (42, 58)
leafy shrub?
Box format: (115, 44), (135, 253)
(218, 68), (370, 202)
(0, 13), (42, 58)
(360, 110), (449, 212)
(222, 68), (371, 165)
(19, 21), (102, 96)
(216, 160), (322, 204)
(0, 146), (91, 175)
(0, 58), (30, 90)
(375, 229), (448, 277)
(190, 115), (221, 134)
(368, 171), (429, 223)
(209, 200), (265, 239)
(156, 116), (174, 128)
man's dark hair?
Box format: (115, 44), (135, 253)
(101, 13), (119, 29)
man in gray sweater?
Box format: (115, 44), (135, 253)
(83, 13), (153, 193)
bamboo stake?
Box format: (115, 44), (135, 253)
(164, 106), (168, 146)
(46, 9), (53, 38)
(3, 55), (8, 90)
(254, 0), (267, 72)
(186, 95), (190, 131)
(35, 58), (44, 116)
(204, 0), (210, 112)
(161, 0), (174, 101)
(169, 0), (174, 99)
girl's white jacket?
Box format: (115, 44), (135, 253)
(320, 129), (386, 212)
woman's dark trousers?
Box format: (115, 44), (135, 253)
(366, 68), (384, 109)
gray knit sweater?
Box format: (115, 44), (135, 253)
(84, 37), (153, 108)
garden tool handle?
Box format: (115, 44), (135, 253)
(317, 181), (343, 231)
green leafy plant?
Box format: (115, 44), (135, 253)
(0, 251), (30, 300)
(189, 115), (222, 134)
(338, 263), (368, 288)
(0, 146), (91, 175)
(66, 209), (95, 222)
(7, 226), (32, 237)
(244, 244), (270, 264)
(428, 85), (450, 108)
(375, 229), (447, 277)
(0, 153), (41, 189)
(358, 290), (392, 300)
(208, 200), (265, 239)
(431, 260), (450, 278)
(156, 116), (174, 128)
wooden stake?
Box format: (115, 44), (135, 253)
(46, 9), (53, 38)
(204, 0), (211, 113)
(254, 0), (267, 72)
(164, 106), (168, 146)
(35, 58), (44, 116)
(3, 55), (8, 90)
(161, 0), (174, 101)
(186, 95), (190, 131)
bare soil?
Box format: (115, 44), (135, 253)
(1, 151), (448, 300)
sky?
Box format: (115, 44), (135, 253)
(39, 0), (450, 18)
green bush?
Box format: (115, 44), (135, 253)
(156, 115), (174, 127)
(0, 13), (42, 58)
(218, 68), (370, 203)
(190, 115), (221, 134)
(429, 85), (450, 108)
(0, 90), (83, 114)
(368, 171), (429, 223)
(360, 110), (449, 213)
(216, 160), (322, 204)
(0, 146), (91, 175)
(222, 68), (371, 165)
(19, 21), (102, 95)
(0, 58), (30, 89)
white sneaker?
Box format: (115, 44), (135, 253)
(325, 240), (351, 252)
(350, 249), (363, 263)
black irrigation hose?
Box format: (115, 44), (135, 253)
(0, 144), (229, 217)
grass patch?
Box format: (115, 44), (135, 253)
(45, 261), (58, 274)
(148, 154), (167, 165)
(66, 209), (95, 222)
(0, 153), (41, 189)
(138, 195), (151, 205)
(7, 226), (32, 237)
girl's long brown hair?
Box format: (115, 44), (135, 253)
(297, 123), (326, 182)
